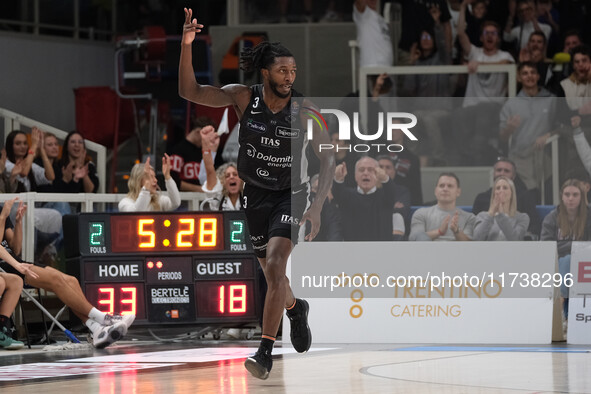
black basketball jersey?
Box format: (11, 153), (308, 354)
(237, 84), (308, 190)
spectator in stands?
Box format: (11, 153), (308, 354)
(462, 0), (488, 48)
(34, 132), (60, 190)
(56, 131), (99, 194)
(0, 149), (17, 194)
(4, 128), (62, 263)
(473, 176), (530, 240)
(5, 128), (54, 192)
(377, 155), (411, 209)
(518, 32), (553, 86)
(546, 30), (582, 95)
(404, 7), (452, 166)
(0, 197), (134, 348)
(455, 11), (515, 165)
(499, 62), (556, 194)
(409, 172), (475, 241)
(332, 157), (407, 241)
(329, 129), (358, 188)
(536, 0), (560, 56)
(118, 154), (180, 212)
(34, 132), (72, 220)
(354, 0), (393, 69)
(394, 0), (452, 65)
(200, 126), (243, 211)
(541, 179), (591, 318)
(168, 116), (223, 192)
(556, 45), (591, 182)
(382, 127), (423, 205)
(377, 155), (412, 234)
(572, 116), (591, 179)
(472, 157), (541, 235)
(504, 0), (552, 52)
(402, 7), (453, 167)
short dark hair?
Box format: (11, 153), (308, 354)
(528, 31), (547, 46)
(494, 156), (517, 171)
(517, 61), (539, 73)
(563, 29), (581, 45)
(240, 41), (294, 73)
(571, 44), (591, 63)
(437, 172), (460, 188)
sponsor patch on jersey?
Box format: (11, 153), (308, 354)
(246, 118), (267, 133)
(280, 214), (300, 225)
(256, 167), (278, 182)
(260, 136), (281, 148)
(275, 126), (300, 139)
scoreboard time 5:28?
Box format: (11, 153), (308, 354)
(64, 211), (261, 326)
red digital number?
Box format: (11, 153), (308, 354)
(217, 284), (247, 314)
(97, 286), (137, 316)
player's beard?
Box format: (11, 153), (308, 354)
(269, 78), (291, 99)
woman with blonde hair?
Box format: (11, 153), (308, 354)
(541, 178), (591, 318)
(473, 176), (530, 240)
(200, 126), (243, 211)
(118, 154), (181, 212)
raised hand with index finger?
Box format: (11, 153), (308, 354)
(182, 8), (204, 45)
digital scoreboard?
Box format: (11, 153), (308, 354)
(64, 211), (261, 326)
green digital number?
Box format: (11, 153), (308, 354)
(230, 220), (244, 244)
(89, 222), (105, 246)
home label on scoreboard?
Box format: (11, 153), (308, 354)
(148, 284), (196, 322)
(85, 260), (144, 282)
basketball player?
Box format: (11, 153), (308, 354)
(179, 8), (335, 380)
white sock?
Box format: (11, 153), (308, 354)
(88, 308), (107, 324)
(85, 319), (103, 336)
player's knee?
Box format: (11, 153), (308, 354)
(264, 262), (286, 286)
(6, 274), (23, 292)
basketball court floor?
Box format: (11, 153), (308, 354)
(0, 333), (590, 393)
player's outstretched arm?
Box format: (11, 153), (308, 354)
(179, 8), (250, 110)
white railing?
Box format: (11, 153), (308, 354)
(0, 107), (107, 194)
(0, 192), (207, 262)
(0, 0), (116, 40)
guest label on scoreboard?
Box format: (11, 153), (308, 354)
(145, 256), (192, 284)
(194, 258), (255, 279)
(85, 261), (144, 282)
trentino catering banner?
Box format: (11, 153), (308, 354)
(287, 242), (557, 344)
